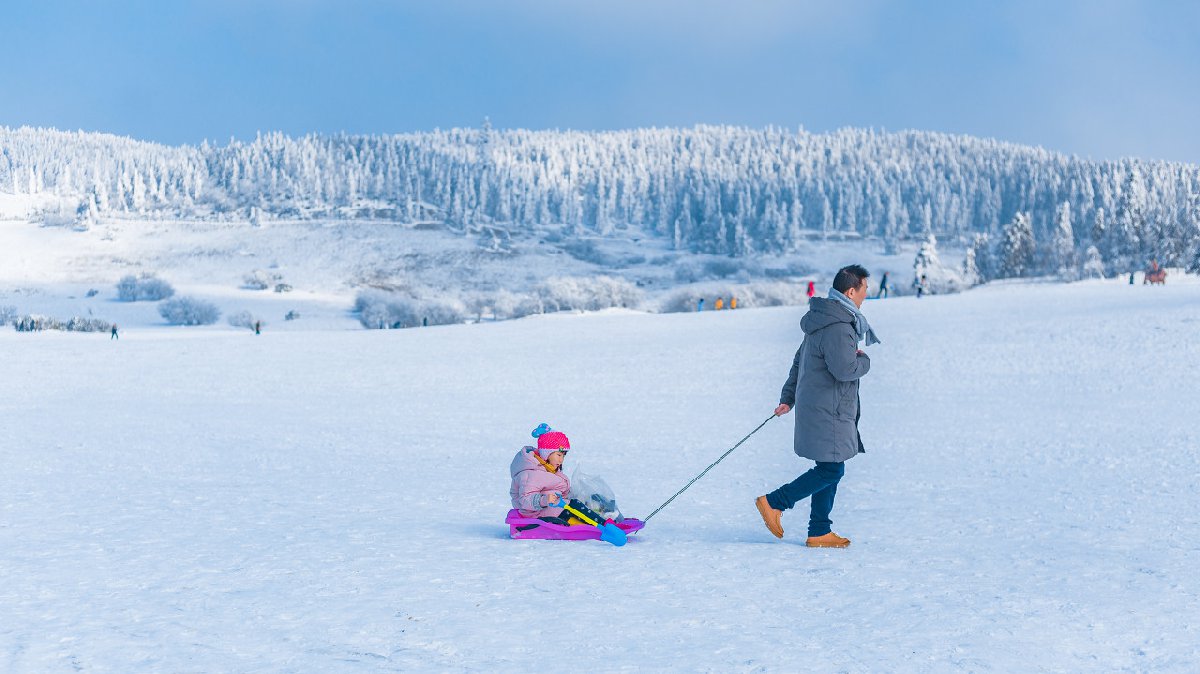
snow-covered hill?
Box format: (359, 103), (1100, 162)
(4, 124), (1199, 289)
(2, 277), (1197, 671)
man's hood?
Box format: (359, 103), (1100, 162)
(800, 297), (855, 335)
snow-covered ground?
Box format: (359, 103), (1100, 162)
(2, 276), (1198, 672)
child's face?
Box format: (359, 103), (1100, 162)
(547, 450), (566, 468)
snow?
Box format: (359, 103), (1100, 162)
(2, 277), (1199, 671)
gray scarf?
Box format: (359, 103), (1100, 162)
(827, 288), (881, 346)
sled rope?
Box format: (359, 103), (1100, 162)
(637, 414), (777, 529)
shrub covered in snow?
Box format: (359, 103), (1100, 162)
(489, 290), (541, 321)
(355, 290), (467, 329)
(11, 315), (113, 332)
(659, 282), (809, 313)
(64, 317), (114, 332)
(534, 275), (643, 313)
(159, 297), (220, 325)
(116, 274), (176, 301)
(242, 270), (272, 290)
(0, 305), (17, 324)
(227, 310), (261, 330)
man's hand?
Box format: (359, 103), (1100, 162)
(857, 349), (865, 356)
(774, 403), (791, 416)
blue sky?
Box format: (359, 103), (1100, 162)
(2, 0), (1198, 163)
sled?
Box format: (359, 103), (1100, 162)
(506, 509), (644, 541)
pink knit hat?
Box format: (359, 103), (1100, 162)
(532, 423), (570, 458)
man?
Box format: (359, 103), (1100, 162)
(756, 264), (879, 548)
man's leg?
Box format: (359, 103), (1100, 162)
(765, 461), (842, 512)
(806, 462), (844, 537)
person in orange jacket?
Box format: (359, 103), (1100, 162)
(714, 297), (725, 310)
(730, 296), (738, 309)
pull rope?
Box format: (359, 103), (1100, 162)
(637, 414), (777, 528)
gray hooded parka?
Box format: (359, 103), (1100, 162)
(779, 297), (871, 463)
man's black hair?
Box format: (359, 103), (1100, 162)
(832, 264), (870, 293)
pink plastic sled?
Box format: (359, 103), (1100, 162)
(506, 509), (645, 540)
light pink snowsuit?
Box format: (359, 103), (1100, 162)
(509, 446), (570, 518)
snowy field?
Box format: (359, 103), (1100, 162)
(2, 277), (1199, 672)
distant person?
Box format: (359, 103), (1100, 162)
(254, 320), (261, 335)
(876, 272), (889, 299)
(110, 324), (118, 340)
(756, 264), (878, 548)
(806, 281), (816, 298)
(715, 297), (725, 310)
(730, 296), (738, 310)
(1129, 272), (1135, 285)
(697, 298), (705, 312)
(916, 274), (928, 299)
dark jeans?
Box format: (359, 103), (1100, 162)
(766, 461), (845, 537)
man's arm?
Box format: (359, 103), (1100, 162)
(779, 345), (802, 407)
(824, 328), (871, 382)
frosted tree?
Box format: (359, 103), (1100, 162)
(1082, 245), (1106, 278)
(967, 233), (995, 282)
(999, 212), (1036, 278)
(920, 201), (933, 236)
(912, 233), (961, 293)
(962, 245), (981, 286)
(74, 190), (100, 231)
(913, 234), (941, 279)
(1111, 167), (1148, 271)
(1050, 201), (1077, 278)
(1090, 207), (1106, 248)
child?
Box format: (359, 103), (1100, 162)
(510, 423), (572, 523)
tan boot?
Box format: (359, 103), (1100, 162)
(755, 496), (784, 539)
(805, 532), (851, 548)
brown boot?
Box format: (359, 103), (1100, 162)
(755, 496), (784, 539)
(805, 532), (851, 548)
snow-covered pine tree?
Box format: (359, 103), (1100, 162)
(1082, 245), (1106, 278)
(968, 233), (994, 282)
(962, 245), (981, 286)
(1111, 166), (1148, 272)
(74, 189), (100, 231)
(913, 234), (940, 280)
(1051, 201), (1077, 278)
(1090, 207), (1106, 249)
(911, 233), (962, 293)
(1000, 212), (1036, 278)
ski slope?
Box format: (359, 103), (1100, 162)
(2, 277), (1198, 672)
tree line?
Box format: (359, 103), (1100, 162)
(3, 124), (1198, 276)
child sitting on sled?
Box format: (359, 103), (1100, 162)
(509, 423), (573, 524)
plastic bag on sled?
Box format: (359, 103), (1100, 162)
(570, 466), (624, 523)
